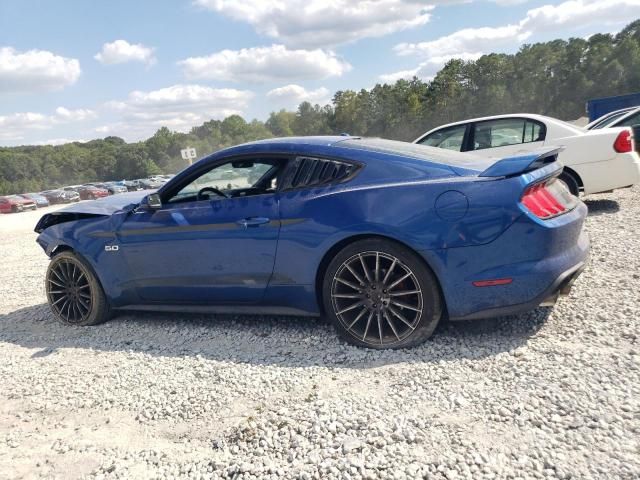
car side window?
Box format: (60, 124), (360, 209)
(166, 158), (284, 204)
(418, 125), (466, 152)
(472, 118), (545, 150)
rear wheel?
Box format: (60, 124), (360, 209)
(558, 170), (580, 196)
(46, 251), (110, 326)
(322, 238), (442, 349)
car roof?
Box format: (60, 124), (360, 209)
(416, 113), (584, 140)
(192, 135), (493, 176)
(242, 135), (353, 147)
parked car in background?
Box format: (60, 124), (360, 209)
(40, 190), (67, 204)
(41, 190), (80, 204)
(149, 175), (170, 183)
(137, 178), (164, 189)
(586, 106), (640, 130)
(104, 182), (128, 194)
(414, 113), (640, 195)
(119, 180), (142, 192)
(0, 195), (37, 213)
(20, 193), (50, 208)
(77, 185), (109, 200)
(35, 136), (588, 349)
(63, 186), (81, 195)
(84, 182), (126, 195)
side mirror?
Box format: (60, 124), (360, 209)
(146, 193), (162, 209)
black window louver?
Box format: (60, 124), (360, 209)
(287, 157), (358, 189)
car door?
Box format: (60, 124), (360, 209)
(116, 157), (286, 305)
(466, 117), (546, 158)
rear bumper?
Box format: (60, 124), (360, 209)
(448, 259), (587, 321)
(421, 201), (590, 321)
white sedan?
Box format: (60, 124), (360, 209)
(414, 113), (640, 195)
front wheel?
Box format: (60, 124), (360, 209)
(322, 238), (443, 349)
(46, 251), (111, 326)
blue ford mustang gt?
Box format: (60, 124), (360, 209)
(35, 136), (589, 348)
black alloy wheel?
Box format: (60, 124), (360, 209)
(46, 251), (110, 326)
(323, 239), (442, 349)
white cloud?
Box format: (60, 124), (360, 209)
(53, 107), (96, 122)
(94, 40), (156, 66)
(394, 25), (527, 58)
(0, 108), (96, 142)
(520, 0), (640, 33)
(492, 0), (529, 5)
(266, 84), (330, 107)
(0, 47), (81, 93)
(179, 45), (351, 83)
(101, 84), (253, 140)
(387, 0), (640, 83)
(194, 0), (433, 48)
(380, 52), (482, 83)
(33, 138), (87, 146)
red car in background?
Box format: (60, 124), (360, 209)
(0, 195), (37, 213)
(76, 185), (109, 200)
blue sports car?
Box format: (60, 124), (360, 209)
(35, 136), (589, 348)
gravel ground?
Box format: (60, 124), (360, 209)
(0, 189), (639, 480)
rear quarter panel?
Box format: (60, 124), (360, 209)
(273, 176), (526, 288)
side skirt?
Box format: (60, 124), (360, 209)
(113, 304), (320, 317)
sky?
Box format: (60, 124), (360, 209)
(1, 0), (639, 146)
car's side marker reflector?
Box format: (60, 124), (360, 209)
(472, 278), (513, 287)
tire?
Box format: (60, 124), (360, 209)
(322, 238), (443, 349)
(558, 170), (580, 196)
(45, 251), (111, 326)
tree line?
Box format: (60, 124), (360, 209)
(2, 20), (640, 195)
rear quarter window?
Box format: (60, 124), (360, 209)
(282, 157), (360, 189)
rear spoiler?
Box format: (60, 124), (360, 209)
(479, 147), (563, 178)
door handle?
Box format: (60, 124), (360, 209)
(236, 217), (270, 228)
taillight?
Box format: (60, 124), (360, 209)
(521, 178), (578, 220)
(613, 130), (633, 153)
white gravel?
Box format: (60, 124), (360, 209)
(0, 189), (639, 480)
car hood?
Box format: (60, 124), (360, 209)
(55, 190), (152, 215)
